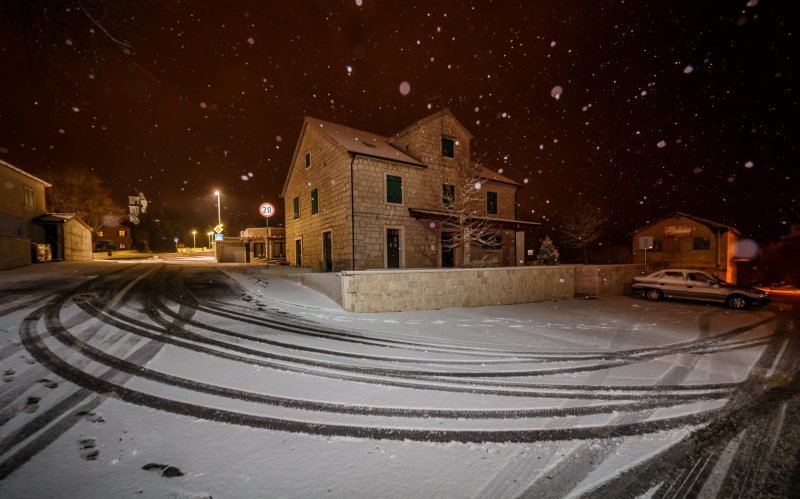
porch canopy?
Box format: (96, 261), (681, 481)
(408, 208), (541, 231)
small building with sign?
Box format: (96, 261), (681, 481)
(632, 212), (741, 283)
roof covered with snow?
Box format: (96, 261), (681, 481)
(0, 158), (52, 187)
(305, 117), (425, 167)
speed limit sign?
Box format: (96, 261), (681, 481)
(259, 202), (275, 218)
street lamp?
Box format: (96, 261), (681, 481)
(192, 230), (197, 249)
(214, 190), (221, 227)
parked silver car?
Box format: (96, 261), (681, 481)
(631, 269), (771, 309)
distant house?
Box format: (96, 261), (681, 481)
(632, 212), (741, 283)
(281, 109), (539, 271)
(34, 213), (93, 262)
(0, 159), (51, 269)
(94, 223), (132, 251)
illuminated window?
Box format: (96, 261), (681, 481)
(293, 196), (300, 219)
(22, 185), (35, 208)
(97, 231), (104, 238)
(386, 175), (402, 204)
(441, 137), (455, 158)
(310, 188), (318, 215)
(118, 229), (127, 236)
(487, 191), (498, 214)
(119, 243), (126, 249)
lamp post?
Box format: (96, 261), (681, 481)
(207, 231), (213, 249)
(214, 190), (221, 227)
(192, 230), (197, 249)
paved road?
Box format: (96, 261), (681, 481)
(1, 263), (798, 497)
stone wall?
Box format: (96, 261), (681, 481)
(339, 266), (574, 313)
(573, 264), (641, 296)
(0, 236), (32, 270)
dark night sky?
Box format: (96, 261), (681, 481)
(0, 0), (796, 246)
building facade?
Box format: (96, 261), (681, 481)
(94, 223), (133, 251)
(282, 109), (539, 272)
(632, 212), (740, 283)
(0, 159), (51, 269)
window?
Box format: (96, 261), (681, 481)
(22, 185), (35, 209)
(693, 236), (710, 250)
(651, 239), (663, 252)
(386, 175), (402, 204)
(482, 233), (501, 250)
(310, 188), (319, 215)
(96, 231), (104, 238)
(487, 191), (498, 214)
(293, 196), (300, 219)
(441, 137), (455, 158)
(443, 184), (455, 206)
(118, 229), (127, 236)
(305, 152), (311, 168)
(119, 243), (126, 249)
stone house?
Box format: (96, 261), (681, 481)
(632, 211), (741, 283)
(0, 159), (51, 269)
(281, 109), (539, 272)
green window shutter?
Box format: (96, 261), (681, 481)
(311, 188), (319, 214)
(293, 196), (300, 219)
(387, 175), (402, 204)
(487, 191), (498, 214)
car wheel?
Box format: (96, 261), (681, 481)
(645, 289), (662, 302)
(726, 295), (749, 310)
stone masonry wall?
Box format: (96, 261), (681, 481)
(573, 264), (641, 296)
(284, 126), (353, 271)
(339, 266), (575, 313)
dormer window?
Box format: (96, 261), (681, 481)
(441, 137), (455, 158)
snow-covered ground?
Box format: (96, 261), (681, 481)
(0, 262), (784, 498)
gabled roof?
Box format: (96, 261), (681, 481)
(391, 108), (474, 141)
(282, 116), (425, 198)
(477, 165), (522, 187)
(306, 117), (425, 167)
(635, 211), (741, 236)
(0, 158), (52, 187)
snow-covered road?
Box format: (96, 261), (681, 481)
(1, 262), (797, 498)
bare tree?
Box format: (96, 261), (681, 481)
(557, 202), (608, 264)
(438, 159), (501, 267)
(45, 168), (124, 231)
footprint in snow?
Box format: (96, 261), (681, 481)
(76, 410), (106, 424)
(39, 378), (59, 389)
(142, 463), (185, 477)
(23, 396), (40, 413)
(79, 438), (99, 461)
(3, 369), (15, 382)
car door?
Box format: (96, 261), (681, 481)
(658, 271), (687, 298)
(686, 272), (726, 303)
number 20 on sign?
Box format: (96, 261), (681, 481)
(259, 202), (275, 218)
